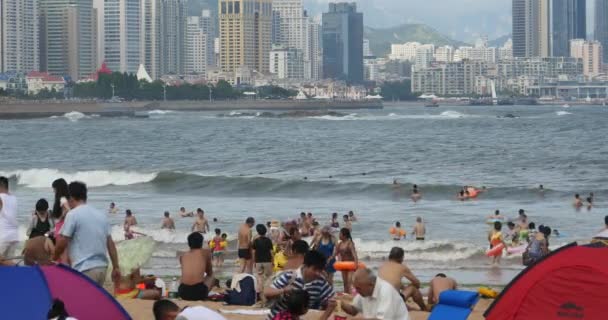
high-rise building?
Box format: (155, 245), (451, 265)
(551, 0), (585, 57)
(570, 39), (602, 78)
(200, 9), (215, 67)
(103, 0), (141, 74)
(219, 0), (273, 73)
(363, 39), (372, 57)
(0, 0), (39, 73)
(272, 0), (309, 78)
(389, 42), (421, 61)
(160, 0), (187, 75)
(307, 16), (322, 80)
(322, 2), (363, 83)
(185, 16), (206, 75)
(435, 46), (454, 63)
(93, 0), (104, 67)
(595, 0), (608, 62)
(512, 0), (550, 58)
(269, 45), (304, 79)
(140, 0), (161, 79)
(40, 0), (97, 79)
(499, 39), (514, 60)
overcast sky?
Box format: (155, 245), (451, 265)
(305, 0), (595, 41)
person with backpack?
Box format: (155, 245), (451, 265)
(27, 198), (54, 239)
(264, 250), (334, 319)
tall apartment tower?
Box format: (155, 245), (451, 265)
(595, 0), (608, 62)
(272, 0), (309, 78)
(551, 0), (585, 57)
(0, 0), (39, 73)
(570, 39), (603, 78)
(307, 16), (322, 80)
(219, 0), (273, 73)
(200, 9), (215, 67)
(160, 0), (187, 75)
(512, 0), (550, 58)
(185, 16), (206, 75)
(39, 0), (97, 79)
(140, 0), (161, 79)
(322, 2), (363, 83)
(104, 0), (141, 74)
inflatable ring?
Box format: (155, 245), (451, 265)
(467, 187), (479, 198)
(333, 261), (366, 271)
(486, 243), (505, 257)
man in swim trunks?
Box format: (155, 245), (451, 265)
(179, 232), (215, 301)
(573, 194), (583, 209)
(428, 273), (457, 306)
(161, 211), (175, 230)
(412, 217), (426, 241)
(378, 247), (427, 311)
(191, 209), (209, 234)
(237, 217), (255, 273)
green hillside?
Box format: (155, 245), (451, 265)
(365, 24), (469, 57)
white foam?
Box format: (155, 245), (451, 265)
(556, 111), (572, 116)
(148, 110), (175, 115)
(112, 225), (235, 244)
(1, 168), (158, 188)
(353, 239), (484, 261)
(63, 111), (87, 121)
(438, 111), (466, 118)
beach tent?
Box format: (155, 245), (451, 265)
(428, 290), (479, 320)
(484, 243), (608, 320)
(0, 264), (131, 320)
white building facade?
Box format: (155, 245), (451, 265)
(0, 0), (39, 73)
(184, 16), (207, 75)
(104, 0), (141, 74)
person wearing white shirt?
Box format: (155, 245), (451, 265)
(341, 268), (409, 320)
(0, 176), (19, 260)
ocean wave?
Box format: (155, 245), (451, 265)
(51, 111), (100, 121)
(1, 168), (157, 188)
(556, 111), (572, 116)
(148, 110), (176, 115)
(111, 225), (236, 245)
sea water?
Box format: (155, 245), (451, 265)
(1, 105), (605, 285)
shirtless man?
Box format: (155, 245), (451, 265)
(299, 212), (311, 236)
(343, 215), (352, 231)
(573, 194), (583, 209)
(161, 211), (175, 230)
(237, 217), (255, 273)
(191, 209), (209, 234)
(412, 217), (426, 241)
(348, 211), (357, 222)
(411, 184), (422, 202)
(428, 274), (457, 306)
(23, 235), (55, 266)
(179, 207), (194, 218)
(178, 232), (215, 301)
(124, 210), (138, 240)
(378, 247), (427, 311)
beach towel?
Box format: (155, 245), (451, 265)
(428, 290), (479, 320)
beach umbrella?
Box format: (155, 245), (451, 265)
(114, 236), (156, 277)
(0, 264), (131, 319)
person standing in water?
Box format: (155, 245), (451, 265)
(348, 211), (357, 222)
(389, 222), (406, 241)
(488, 221), (505, 265)
(573, 194), (583, 209)
(108, 202), (119, 214)
(312, 226), (337, 285)
(343, 215), (352, 231)
(411, 184), (421, 202)
(51, 178), (70, 264)
(334, 228), (358, 294)
(412, 217), (426, 241)
(192, 209), (209, 234)
(124, 209), (138, 240)
(161, 211), (175, 230)
(330, 213), (339, 229)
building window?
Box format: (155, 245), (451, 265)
(221, 2), (226, 14)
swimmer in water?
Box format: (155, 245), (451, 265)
(161, 211), (175, 230)
(412, 217), (426, 241)
(348, 211), (357, 222)
(539, 184), (544, 195)
(390, 222), (406, 240)
(108, 202), (119, 214)
(487, 210), (504, 221)
(411, 184), (421, 202)
(330, 212), (339, 229)
(179, 207), (194, 218)
(587, 197), (593, 211)
(343, 215), (352, 231)
(573, 194), (583, 209)
(457, 190), (467, 201)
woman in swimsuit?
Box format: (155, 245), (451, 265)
(313, 226), (338, 285)
(334, 228), (358, 294)
(330, 212), (339, 229)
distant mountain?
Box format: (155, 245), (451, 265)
(489, 34), (511, 48)
(364, 24), (469, 57)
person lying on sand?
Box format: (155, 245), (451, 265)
(428, 274), (457, 306)
(378, 247), (427, 311)
(114, 268), (161, 300)
(179, 232), (215, 301)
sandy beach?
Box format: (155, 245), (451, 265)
(118, 298), (494, 320)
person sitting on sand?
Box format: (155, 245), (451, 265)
(573, 194), (583, 209)
(284, 240), (309, 270)
(153, 300), (179, 320)
(428, 274), (457, 306)
(272, 290), (336, 320)
(411, 184), (421, 202)
(179, 207), (194, 218)
(23, 234), (55, 266)
(192, 209), (209, 234)
(390, 221), (406, 241)
(114, 268), (161, 300)
(378, 247), (427, 311)
(343, 215), (352, 231)
(264, 250), (335, 319)
(412, 217), (426, 241)
(178, 232), (215, 301)
(341, 268), (409, 320)
(161, 211), (175, 230)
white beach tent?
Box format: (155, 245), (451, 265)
(137, 64), (153, 83)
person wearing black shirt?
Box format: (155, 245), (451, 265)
(252, 224), (274, 292)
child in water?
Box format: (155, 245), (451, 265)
(488, 221), (506, 265)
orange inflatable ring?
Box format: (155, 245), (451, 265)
(334, 261), (366, 271)
(467, 187), (479, 198)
